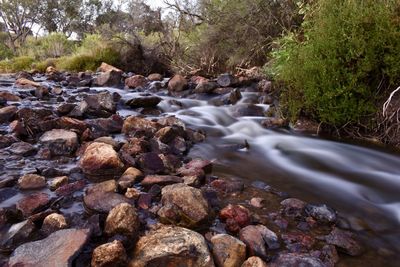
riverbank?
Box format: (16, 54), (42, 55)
(0, 65), (399, 266)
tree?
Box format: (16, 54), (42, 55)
(0, 0), (43, 51)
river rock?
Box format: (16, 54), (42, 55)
(42, 213), (68, 234)
(1, 220), (36, 249)
(141, 175), (183, 186)
(168, 74), (188, 92)
(50, 176), (69, 190)
(0, 106), (17, 123)
(217, 74), (238, 87)
(239, 225), (279, 259)
(178, 158), (212, 175)
(86, 179), (117, 195)
(281, 198), (306, 218)
(39, 129), (78, 156)
(220, 204), (251, 232)
(281, 231), (315, 252)
(325, 227), (363, 256)
(84, 91), (116, 117)
(55, 180), (85, 196)
(126, 96), (162, 108)
(194, 81), (219, 94)
(15, 78), (42, 89)
(16, 193), (51, 217)
(125, 75), (147, 88)
(148, 73), (163, 81)
(130, 225), (214, 267)
(98, 62), (122, 73)
(158, 183), (210, 228)
(241, 256), (268, 267)
(91, 240), (127, 267)
(80, 142), (124, 179)
(0, 134), (17, 148)
(104, 203), (139, 237)
(0, 91), (21, 101)
(305, 204), (337, 224)
(155, 126), (179, 143)
(270, 253), (325, 267)
(18, 174), (46, 190)
(95, 70), (122, 87)
(16, 107), (54, 134)
(8, 141), (36, 156)
(56, 116), (88, 133)
(230, 104), (264, 117)
(118, 167), (143, 189)
(84, 191), (130, 213)
(122, 116), (159, 136)
(211, 234), (246, 267)
(138, 152), (165, 174)
(8, 228), (90, 267)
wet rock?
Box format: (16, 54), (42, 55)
(138, 193), (152, 209)
(230, 104), (264, 117)
(98, 62), (122, 73)
(0, 91), (21, 101)
(84, 191), (130, 213)
(250, 198), (264, 208)
(315, 245), (339, 267)
(281, 231), (315, 252)
(15, 77), (42, 89)
(51, 86), (63, 95)
(87, 114), (124, 137)
(42, 213), (68, 234)
(217, 74), (238, 87)
(325, 227), (363, 256)
(211, 179), (244, 194)
(126, 96), (162, 108)
(39, 129), (78, 156)
(305, 204), (337, 224)
(158, 183), (210, 228)
(138, 152), (165, 174)
(94, 136), (119, 149)
(86, 179), (117, 195)
(211, 234), (246, 267)
(1, 220), (36, 249)
(118, 167), (143, 189)
(141, 175), (183, 186)
(84, 91), (116, 117)
(270, 253), (325, 267)
(125, 188), (141, 199)
(57, 103), (76, 115)
(130, 225), (214, 267)
(56, 116), (88, 133)
(281, 198), (306, 218)
(293, 118), (320, 133)
(155, 126), (179, 143)
(148, 73), (163, 81)
(168, 74), (188, 92)
(9, 120), (28, 137)
(18, 174), (46, 190)
(105, 203), (139, 237)
(80, 142), (124, 179)
(95, 70), (122, 87)
(125, 75), (147, 88)
(179, 158), (213, 175)
(220, 204), (251, 232)
(228, 88), (242, 104)
(91, 240), (127, 267)
(122, 116), (159, 136)
(0, 134), (17, 148)
(257, 80), (272, 93)
(194, 81), (219, 94)
(0, 106), (17, 123)
(35, 86), (49, 98)
(262, 118), (286, 128)
(241, 256), (267, 267)
(16, 193), (51, 217)
(55, 180), (85, 196)
(240, 225), (280, 256)
(8, 228), (90, 267)
(8, 141), (36, 156)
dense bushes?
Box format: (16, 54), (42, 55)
(270, 0), (400, 126)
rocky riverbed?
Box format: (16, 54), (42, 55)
(0, 64), (398, 266)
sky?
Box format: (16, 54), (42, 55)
(147, 0), (168, 9)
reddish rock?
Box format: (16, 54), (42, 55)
(0, 91), (21, 101)
(125, 75), (147, 88)
(281, 231), (315, 252)
(122, 116), (159, 136)
(178, 158), (212, 175)
(84, 191), (130, 213)
(104, 203), (139, 237)
(16, 193), (51, 217)
(138, 152), (165, 174)
(148, 73), (163, 81)
(55, 180), (85, 196)
(98, 62), (122, 73)
(56, 117), (87, 133)
(118, 167), (143, 189)
(220, 204), (251, 231)
(96, 70), (122, 87)
(241, 256), (268, 267)
(211, 234), (246, 267)
(18, 174), (46, 190)
(0, 106), (17, 123)
(168, 74), (188, 92)
(211, 179), (244, 194)
(239, 225), (279, 259)
(155, 126), (178, 143)
(15, 78), (42, 89)
(137, 193), (152, 210)
(91, 240), (127, 267)
(325, 227), (363, 256)
(141, 175), (183, 186)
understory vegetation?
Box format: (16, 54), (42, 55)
(1, 0), (400, 142)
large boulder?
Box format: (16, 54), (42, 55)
(98, 62), (123, 73)
(95, 70), (122, 87)
(157, 183), (210, 228)
(129, 225), (214, 267)
(39, 129), (78, 156)
(80, 142), (124, 179)
(168, 74), (188, 92)
(125, 75), (147, 89)
(8, 229), (90, 267)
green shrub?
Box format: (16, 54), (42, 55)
(0, 56), (35, 72)
(18, 34), (74, 60)
(270, 0), (400, 126)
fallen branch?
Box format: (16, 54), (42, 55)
(383, 85), (400, 117)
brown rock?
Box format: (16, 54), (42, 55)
(168, 74), (188, 92)
(269, 253), (325, 267)
(122, 116), (159, 136)
(148, 73), (163, 81)
(129, 225), (214, 267)
(18, 174), (46, 190)
(158, 183), (210, 228)
(86, 179), (117, 195)
(42, 213), (68, 234)
(126, 96), (162, 108)
(96, 70), (122, 87)
(15, 78), (42, 89)
(55, 180), (85, 196)
(220, 204), (251, 232)
(98, 62), (123, 73)
(325, 228), (363, 256)
(49, 176), (69, 190)
(0, 106), (17, 123)
(8, 229), (90, 267)
(105, 203), (139, 237)
(125, 75), (147, 88)
(211, 234), (246, 267)
(194, 81), (219, 94)
(16, 193), (51, 217)
(39, 129), (78, 156)
(239, 225), (279, 259)
(80, 142), (124, 179)
(125, 188), (141, 199)
(91, 240), (127, 267)
(0, 91), (21, 101)
(8, 141), (36, 156)
(118, 167), (143, 189)
(138, 152), (165, 174)
(155, 126), (178, 143)
(1, 219), (36, 249)
(141, 175), (183, 186)
(56, 117), (88, 133)
(241, 257), (267, 267)
(84, 191), (130, 213)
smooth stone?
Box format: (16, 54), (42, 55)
(125, 75), (147, 88)
(18, 174), (46, 190)
(141, 175), (183, 186)
(0, 106), (17, 123)
(118, 167), (143, 190)
(84, 191), (131, 213)
(91, 240), (128, 267)
(305, 204), (337, 224)
(168, 74), (188, 92)
(239, 225), (279, 259)
(1, 220), (35, 249)
(122, 116), (159, 136)
(39, 129), (78, 156)
(241, 256), (267, 267)
(49, 176), (69, 190)
(104, 203), (139, 237)
(211, 234), (246, 267)
(42, 213), (68, 234)
(220, 204), (251, 232)
(269, 253), (325, 267)
(8, 142), (36, 156)
(16, 193), (51, 217)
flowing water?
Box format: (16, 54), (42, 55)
(2, 76), (400, 265)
